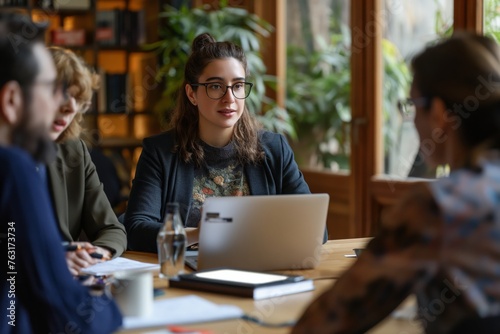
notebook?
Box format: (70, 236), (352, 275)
(169, 268), (314, 300)
(186, 193), (329, 271)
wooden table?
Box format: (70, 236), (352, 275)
(120, 238), (423, 334)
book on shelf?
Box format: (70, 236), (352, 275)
(97, 72), (132, 114)
(96, 9), (146, 47)
(96, 10), (119, 46)
(168, 268), (315, 300)
(105, 73), (127, 113)
(53, 0), (90, 10)
(1, 0), (28, 5)
(51, 29), (86, 46)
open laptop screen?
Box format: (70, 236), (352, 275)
(191, 193), (329, 271)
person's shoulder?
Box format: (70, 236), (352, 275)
(0, 147), (39, 188)
(258, 130), (286, 146)
(143, 129), (175, 147)
(382, 182), (437, 229)
(58, 138), (87, 149)
(0, 146), (36, 172)
(56, 138), (88, 160)
(258, 130), (282, 140)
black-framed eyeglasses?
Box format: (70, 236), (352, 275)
(190, 82), (253, 100)
(397, 97), (430, 119)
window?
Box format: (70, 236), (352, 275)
(286, 0), (351, 172)
(484, 0), (500, 39)
(382, 0), (453, 178)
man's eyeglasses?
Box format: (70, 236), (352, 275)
(397, 97), (430, 119)
(190, 82), (253, 100)
(33, 78), (65, 97)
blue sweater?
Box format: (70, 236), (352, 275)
(124, 130), (326, 252)
(0, 147), (122, 334)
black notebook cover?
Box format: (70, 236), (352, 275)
(169, 269), (314, 300)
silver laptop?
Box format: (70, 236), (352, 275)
(187, 193), (329, 271)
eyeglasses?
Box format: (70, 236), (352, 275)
(397, 97), (430, 119)
(190, 82), (253, 100)
(65, 95), (92, 113)
(63, 84), (92, 113)
(33, 78), (64, 97)
(75, 98), (92, 113)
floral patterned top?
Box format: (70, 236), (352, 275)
(186, 141), (250, 227)
(292, 154), (500, 334)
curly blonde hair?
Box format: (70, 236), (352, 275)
(48, 46), (99, 142)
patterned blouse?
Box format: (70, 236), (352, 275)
(186, 141), (250, 227)
(292, 154), (500, 334)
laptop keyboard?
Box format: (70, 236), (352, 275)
(185, 256), (198, 271)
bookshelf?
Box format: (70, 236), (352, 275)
(12, 0), (165, 192)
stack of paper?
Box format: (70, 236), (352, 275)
(122, 295), (244, 330)
(81, 257), (159, 276)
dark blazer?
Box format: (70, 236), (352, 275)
(124, 130), (326, 252)
(47, 139), (126, 256)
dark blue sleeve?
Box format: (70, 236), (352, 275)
(259, 132), (310, 194)
(278, 134), (311, 194)
(124, 139), (165, 253)
(0, 149), (122, 334)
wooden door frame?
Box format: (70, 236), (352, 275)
(454, 0), (484, 33)
(349, 0), (384, 237)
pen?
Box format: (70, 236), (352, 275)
(62, 243), (110, 260)
(167, 326), (212, 334)
(90, 253), (105, 259)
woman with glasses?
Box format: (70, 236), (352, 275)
(46, 47), (126, 275)
(293, 32), (500, 334)
(124, 33), (321, 252)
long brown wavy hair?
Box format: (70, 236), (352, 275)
(168, 33), (264, 167)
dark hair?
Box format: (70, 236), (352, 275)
(0, 11), (47, 100)
(411, 32), (500, 150)
(169, 33), (263, 166)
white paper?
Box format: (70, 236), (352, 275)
(80, 257), (159, 276)
(122, 295), (244, 330)
(391, 303), (417, 320)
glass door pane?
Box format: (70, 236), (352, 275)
(286, 0), (351, 172)
(484, 0), (500, 39)
(382, 0), (453, 178)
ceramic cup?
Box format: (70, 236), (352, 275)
(111, 270), (153, 317)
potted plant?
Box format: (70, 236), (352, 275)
(147, 0), (295, 137)
(286, 28), (410, 171)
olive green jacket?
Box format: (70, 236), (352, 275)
(47, 139), (126, 257)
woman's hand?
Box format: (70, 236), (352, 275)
(64, 242), (112, 276)
(185, 227), (200, 246)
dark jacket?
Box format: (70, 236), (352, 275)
(124, 130), (326, 252)
(0, 147), (122, 334)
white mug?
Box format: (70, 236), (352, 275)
(111, 270), (153, 317)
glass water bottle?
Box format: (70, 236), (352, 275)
(157, 203), (186, 279)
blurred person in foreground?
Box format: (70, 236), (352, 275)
(0, 11), (122, 333)
(293, 32), (500, 334)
